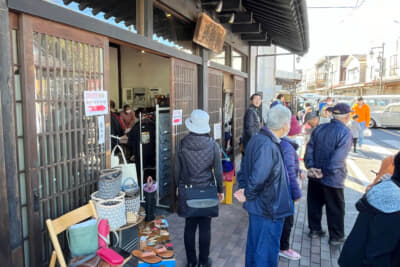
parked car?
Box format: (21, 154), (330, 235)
(370, 103), (400, 128)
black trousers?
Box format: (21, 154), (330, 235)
(184, 217), (211, 265)
(353, 138), (358, 152)
(280, 215), (294, 250)
(307, 179), (345, 240)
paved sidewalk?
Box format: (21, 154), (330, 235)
(166, 179), (363, 267)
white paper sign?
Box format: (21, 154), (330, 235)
(84, 91), (108, 116)
(172, 109), (183, 126)
(97, 116), (105, 144)
(214, 123), (222, 140)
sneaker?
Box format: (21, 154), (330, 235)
(279, 249), (301, 260)
(329, 237), (345, 246)
(308, 230), (326, 238)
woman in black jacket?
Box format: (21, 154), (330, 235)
(175, 109), (224, 267)
(338, 151), (400, 267)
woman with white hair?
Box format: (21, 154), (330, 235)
(235, 105), (294, 267)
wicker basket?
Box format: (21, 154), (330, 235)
(125, 191), (141, 214)
(97, 168), (122, 199)
(95, 198), (126, 230)
(91, 191), (125, 203)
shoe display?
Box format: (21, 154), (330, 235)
(279, 249), (301, 260)
(308, 230), (326, 238)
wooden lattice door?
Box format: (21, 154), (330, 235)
(20, 14), (109, 266)
(170, 58), (198, 206)
(207, 69), (223, 143)
(234, 76), (246, 156)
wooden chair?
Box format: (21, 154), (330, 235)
(46, 200), (98, 267)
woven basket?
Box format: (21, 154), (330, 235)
(95, 198), (126, 230)
(91, 191), (125, 203)
(125, 191), (141, 213)
(97, 168), (122, 199)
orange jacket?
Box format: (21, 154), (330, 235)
(352, 103), (370, 126)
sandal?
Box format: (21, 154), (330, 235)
(151, 245), (174, 259)
(160, 230), (169, 236)
(132, 249), (162, 264)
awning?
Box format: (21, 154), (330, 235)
(63, 0), (309, 55)
(241, 0), (309, 55)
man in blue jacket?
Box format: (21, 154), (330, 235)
(235, 105), (293, 267)
(305, 103), (352, 246)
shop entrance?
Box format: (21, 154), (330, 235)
(108, 45), (198, 208)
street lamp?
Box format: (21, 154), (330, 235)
(369, 42), (385, 95)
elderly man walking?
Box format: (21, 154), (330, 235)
(235, 105), (293, 267)
(305, 103), (353, 246)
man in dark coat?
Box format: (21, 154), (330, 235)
(235, 104), (293, 267)
(338, 151), (400, 267)
(305, 103), (352, 245)
(241, 93), (262, 151)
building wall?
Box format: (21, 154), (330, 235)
(109, 47), (120, 108)
(256, 46), (276, 102)
(120, 46), (170, 97)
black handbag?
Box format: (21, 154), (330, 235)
(177, 142), (219, 218)
(180, 183), (219, 218)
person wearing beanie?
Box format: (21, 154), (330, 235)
(338, 151), (400, 266)
(278, 115), (304, 261)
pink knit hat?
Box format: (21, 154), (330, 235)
(288, 115), (302, 136)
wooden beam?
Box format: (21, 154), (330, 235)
(0, 0), (12, 265)
(218, 12), (252, 24)
(248, 40), (272, 46)
(241, 32), (267, 41)
(231, 23), (261, 33)
(221, 0), (242, 11)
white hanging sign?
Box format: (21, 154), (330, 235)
(84, 91), (108, 116)
(214, 123), (222, 140)
(172, 109), (183, 126)
(97, 116), (105, 144)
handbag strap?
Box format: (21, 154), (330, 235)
(111, 145), (128, 165)
(69, 253), (97, 267)
(110, 230), (120, 247)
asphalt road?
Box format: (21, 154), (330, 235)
(346, 128), (400, 190)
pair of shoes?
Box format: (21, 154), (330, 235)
(198, 258), (212, 267)
(329, 237), (345, 246)
(279, 249), (301, 260)
(308, 230), (326, 238)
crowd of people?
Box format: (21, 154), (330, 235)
(111, 95), (399, 267)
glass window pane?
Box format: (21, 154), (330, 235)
(12, 30), (19, 64)
(18, 138), (25, 171)
(33, 32), (40, 65)
(14, 68), (22, 101)
(19, 173), (27, 205)
(22, 206), (28, 238)
(16, 103), (24, 137)
(24, 240), (30, 267)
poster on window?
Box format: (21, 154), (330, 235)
(172, 109), (183, 126)
(84, 91), (108, 116)
(214, 123), (222, 140)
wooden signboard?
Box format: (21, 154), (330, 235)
(193, 13), (226, 54)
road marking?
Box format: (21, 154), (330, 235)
(346, 158), (370, 187)
(363, 139), (394, 156)
(379, 128), (400, 137)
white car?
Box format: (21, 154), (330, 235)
(369, 103), (400, 128)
